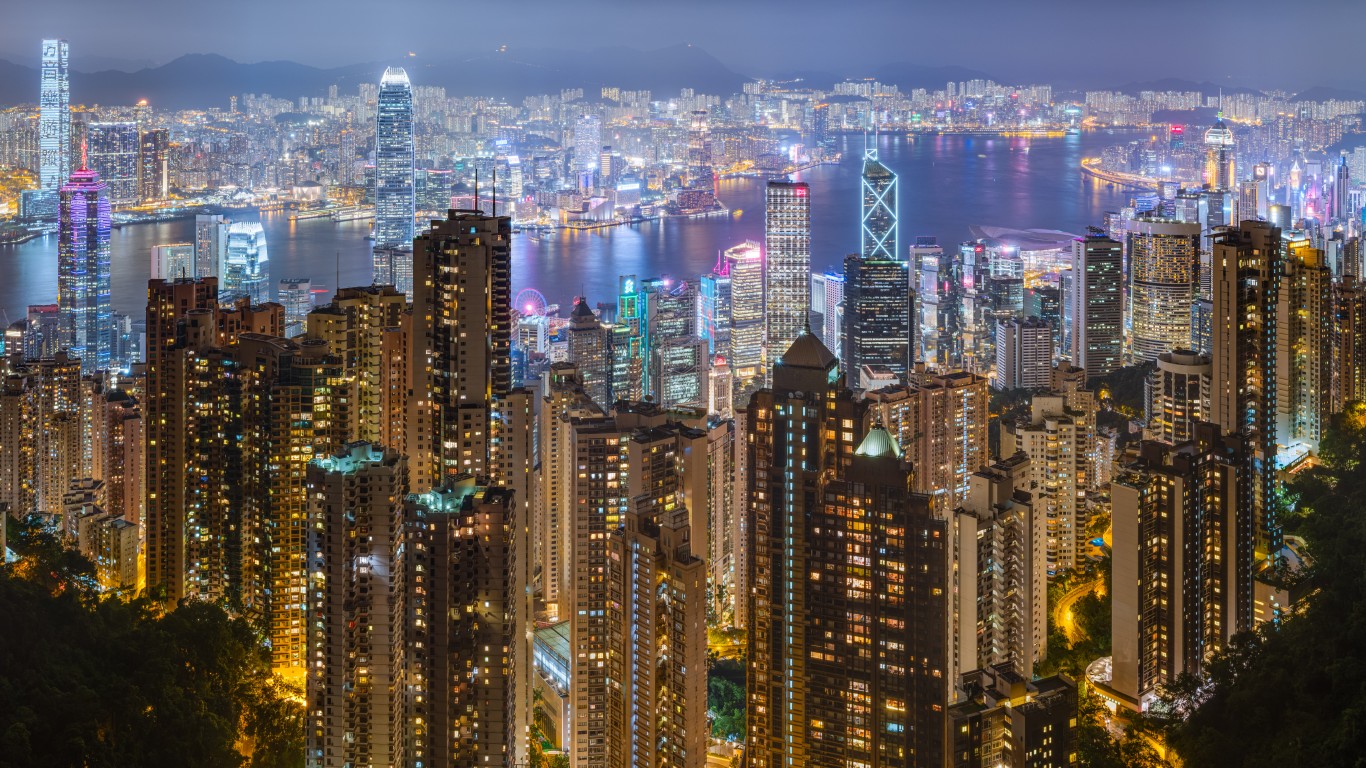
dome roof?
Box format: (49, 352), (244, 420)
(855, 424), (902, 459)
(779, 327), (837, 370)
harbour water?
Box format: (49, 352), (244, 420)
(0, 132), (1136, 326)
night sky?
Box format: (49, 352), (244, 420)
(3, 0), (1365, 92)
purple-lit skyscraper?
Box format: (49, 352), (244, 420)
(58, 168), (113, 373)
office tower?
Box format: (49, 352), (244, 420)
(405, 475), (530, 768)
(1127, 218), (1201, 361)
(566, 298), (613, 408)
(686, 108), (712, 187)
(1332, 280), (1366, 412)
(1068, 235), (1123, 379)
(86, 122), (140, 204)
(912, 236), (950, 364)
(410, 210), (523, 492)
(843, 253), (911, 389)
(306, 285), (409, 449)
(864, 370), (991, 510)
(725, 241), (765, 381)
(749, 404), (947, 768)
(138, 128), (169, 202)
(39, 39), (70, 192)
(1211, 221), (1281, 559)
(307, 444), (408, 768)
(221, 222), (270, 303)
(375, 67), (415, 250)
(861, 144), (898, 260)
(144, 277), (218, 601)
(1204, 116), (1235, 190)
(58, 169), (113, 374)
(19, 304), (60, 360)
(1190, 298), (1213, 356)
(90, 386), (142, 526)
(1333, 152), (1351, 221)
(278, 278), (312, 337)
(814, 270), (845, 354)
(1276, 237), (1332, 450)
(1237, 180), (1260, 225)
(1003, 393), (1095, 576)
(372, 245), (414, 298)
(1146, 350), (1211, 445)
(949, 666), (1077, 768)
(1111, 425), (1252, 711)
(652, 280), (709, 409)
(952, 454), (1048, 683)
(764, 181), (811, 372)
(150, 243), (195, 281)
(605, 461), (708, 768)
(699, 258), (732, 357)
(194, 214), (228, 278)
(993, 317), (1053, 390)
(574, 113), (602, 177)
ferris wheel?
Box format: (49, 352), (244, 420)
(514, 288), (549, 316)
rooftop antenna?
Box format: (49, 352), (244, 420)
(492, 164), (497, 217)
(473, 168), (479, 213)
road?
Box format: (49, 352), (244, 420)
(1054, 577), (1103, 644)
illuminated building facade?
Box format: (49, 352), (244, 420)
(1111, 425), (1252, 711)
(724, 241), (765, 382)
(1068, 235), (1123, 378)
(843, 253), (911, 389)
(58, 168), (113, 374)
(1145, 350), (1211, 445)
(374, 67), (415, 249)
(1276, 236), (1331, 450)
(1204, 116), (1235, 191)
(150, 243), (195, 281)
(39, 39), (70, 193)
(222, 222), (270, 303)
(861, 146), (898, 261)
(86, 122), (140, 205)
(1127, 218), (1200, 362)
(566, 297), (613, 409)
(1004, 393), (1095, 576)
(138, 128), (169, 202)
(278, 278), (312, 337)
(698, 260), (732, 358)
(1332, 280), (1366, 412)
(993, 317), (1053, 391)
(949, 666), (1077, 768)
(764, 181), (811, 375)
(194, 214), (227, 279)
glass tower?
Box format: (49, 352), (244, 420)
(860, 144), (898, 261)
(374, 67), (415, 249)
(39, 39), (70, 192)
(222, 222), (270, 303)
(87, 122), (140, 204)
(58, 168), (113, 373)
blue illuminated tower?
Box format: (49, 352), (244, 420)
(374, 67), (415, 248)
(57, 168), (113, 373)
(860, 141), (898, 260)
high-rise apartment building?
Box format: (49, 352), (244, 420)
(993, 317), (1053, 391)
(1068, 235), (1123, 378)
(949, 666), (1077, 768)
(1127, 218), (1200, 361)
(374, 67), (415, 249)
(1146, 350), (1212, 445)
(1111, 425), (1252, 711)
(39, 39), (70, 193)
(58, 169), (113, 374)
(86, 122), (140, 205)
(221, 222), (270, 303)
(1276, 236), (1332, 450)
(1211, 221), (1281, 559)
(1332, 280), (1366, 412)
(764, 181), (811, 374)
(1004, 393), (1095, 576)
(843, 253), (911, 389)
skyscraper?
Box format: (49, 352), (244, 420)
(1277, 236), (1332, 450)
(994, 317), (1053, 390)
(86, 122), (139, 205)
(861, 143), (898, 260)
(374, 67), (415, 249)
(39, 39), (70, 193)
(221, 222), (270, 303)
(842, 253), (911, 389)
(1146, 350), (1212, 445)
(1068, 235), (1124, 378)
(1127, 218), (1200, 362)
(58, 168), (113, 374)
(278, 278), (312, 337)
(1204, 116), (1235, 191)
(194, 214), (228, 279)
(725, 241), (765, 382)
(138, 128), (169, 202)
(575, 113), (602, 178)
(150, 243), (195, 281)
(764, 180), (811, 373)
(1211, 220), (1281, 561)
